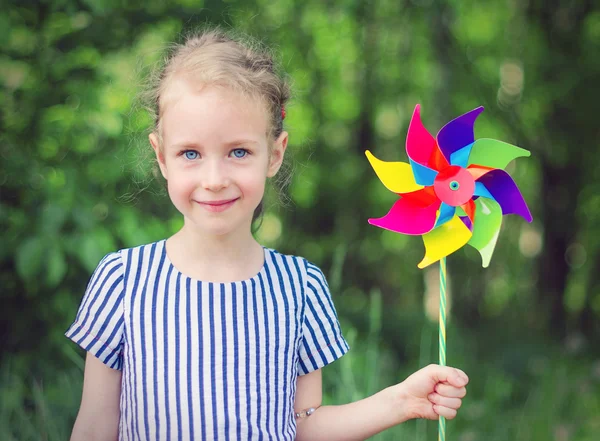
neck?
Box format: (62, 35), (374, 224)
(165, 218), (264, 282)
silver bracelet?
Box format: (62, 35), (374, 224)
(295, 407), (317, 419)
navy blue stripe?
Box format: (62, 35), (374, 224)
(122, 249), (133, 441)
(307, 271), (343, 358)
(263, 256), (281, 437)
(151, 246), (165, 438)
(186, 277), (194, 436)
(198, 281), (206, 440)
(304, 300), (333, 367)
(243, 281), (253, 439)
(209, 283), (218, 440)
(251, 277), (263, 439)
(129, 247), (144, 441)
(257, 272), (273, 440)
(163, 263), (174, 438)
(140, 242), (157, 439)
(232, 283), (241, 440)
(78, 264), (120, 335)
(280, 255), (299, 437)
(221, 284), (230, 441)
(76, 254), (120, 322)
(174, 273), (183, 441)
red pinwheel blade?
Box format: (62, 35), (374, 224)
(476, 169), (533, 222)
(437, 107), (484, 164)
(461, 199), (476, 224)
(368, 193), (441, 235)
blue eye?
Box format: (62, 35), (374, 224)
(184, 150), (199, 160)
(231, 148), (248, 158)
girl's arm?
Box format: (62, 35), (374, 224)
(294, 365), (468, 441)
(70, 352), (122, 441)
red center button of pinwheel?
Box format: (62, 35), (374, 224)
(433, 166), (475, 207)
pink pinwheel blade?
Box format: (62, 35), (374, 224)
(477, 169), (533, 222)
(437, 107), (484, 164)
(407, 105), (446, 171)
(369, 196), (441, 235)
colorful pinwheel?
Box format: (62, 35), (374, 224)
(366, 105), (533, 268)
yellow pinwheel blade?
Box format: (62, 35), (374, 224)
(365, 150), (423, 194)
(418, 215), (472, 268)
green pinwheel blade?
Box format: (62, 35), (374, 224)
(468, 138), (530, 169)
(468, 197), (502, 267)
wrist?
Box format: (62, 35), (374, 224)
(386, 382), (418, 424)
(384, 383), (414, 425)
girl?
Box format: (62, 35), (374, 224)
(66, 29), (469, 441)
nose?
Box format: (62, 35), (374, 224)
(202, 160), (230, 191)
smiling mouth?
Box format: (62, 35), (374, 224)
(197, 198), (239, 212)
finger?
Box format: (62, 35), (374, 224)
(433, 404), (458, 420)
(428, 393), (462, 410)
(427, 365), (469, 387)
(435, 383), (467, 398)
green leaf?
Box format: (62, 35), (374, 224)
(16, 236), (44, 281)
(46, 245), (67, 287)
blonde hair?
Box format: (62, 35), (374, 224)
(147, 28), (290, 146)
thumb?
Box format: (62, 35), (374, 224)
(429, 365), (469, 387)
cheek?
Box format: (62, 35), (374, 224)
(166, 172), (195, 201)
(240, 168), (268, 199)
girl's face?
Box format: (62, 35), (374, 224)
(150, 81), (287, 238)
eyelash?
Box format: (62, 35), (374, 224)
(180, 148), (251, 160)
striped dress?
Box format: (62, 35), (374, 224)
(65, 240), (349, 441)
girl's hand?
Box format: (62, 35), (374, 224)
(391, 364), (469, 422)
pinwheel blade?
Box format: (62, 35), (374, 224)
(406, 105), (448, 176)
(365, 150), (423, 193)
(369, 196), (441, 235)
(477, 169), (533, 222)
(468, 198), (502, 267)
(468, 138), (530, 169)
(434, 202), (456, 227)
(418, 215), (472, 268)
(467, 164), (494, 180)
(460, 199), (476, 224)
(409, 159), (438, 186)
(406, 105), (437, 166)
(450, 143), (474, 168)
(437, 107), (484, 164)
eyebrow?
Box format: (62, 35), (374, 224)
(170, 139), (261, 149)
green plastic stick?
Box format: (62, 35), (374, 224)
(439, 257), (447, 441)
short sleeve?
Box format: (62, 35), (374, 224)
(297, 261), (349, 375)
(65, 252), (125, 370)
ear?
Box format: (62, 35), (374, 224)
(149, 133), (168, 180)
(267, 131), (288, 178)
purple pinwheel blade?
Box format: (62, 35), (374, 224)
(368, 197), (441, 235)
(437, 107), (484, 164)
(459, 216), (473, 231)
(477, 169), (533, 222)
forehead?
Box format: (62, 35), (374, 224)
(160, 79), (270, 146)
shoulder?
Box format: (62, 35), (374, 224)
(265, 248), (323, 272)
(111, 240), (166, 267)
(264, 248), (328, 286)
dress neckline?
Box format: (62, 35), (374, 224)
(159, 239), (270, 285)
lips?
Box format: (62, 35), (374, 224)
(196, 198), (239, 212)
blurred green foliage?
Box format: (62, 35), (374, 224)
(1, 0), (599, 439)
